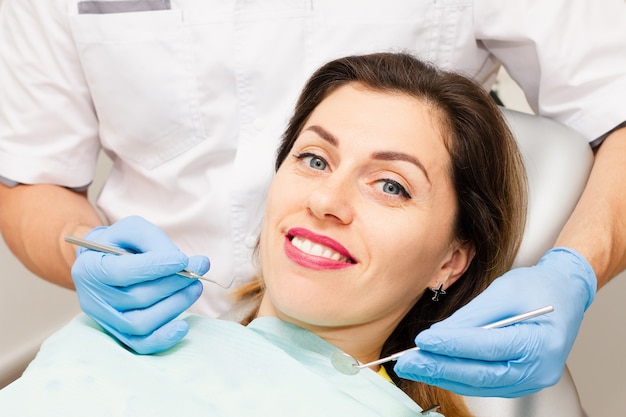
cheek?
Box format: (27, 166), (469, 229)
(259, 207), (280, 284)
(261, 180), (291, 238)
(370, 221), (451, 289)
(265, 170), (303, 215)
(259, 176), (300, 287)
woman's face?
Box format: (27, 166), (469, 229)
(258, 83), (472, 356)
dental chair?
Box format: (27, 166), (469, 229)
(462, 108), (593, 417)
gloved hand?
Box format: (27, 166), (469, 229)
(71, 216), (210, 354)
(394, 247), (597, 398)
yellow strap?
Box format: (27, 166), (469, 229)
(377, 365), (394, 384)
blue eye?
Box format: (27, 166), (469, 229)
(309, 157), (327, 170)
(382, 181), (401, 195)
(377, 179), (411, 199)
(294, 152), (328, 170)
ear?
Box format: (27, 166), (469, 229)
(429, 241), (475, 290)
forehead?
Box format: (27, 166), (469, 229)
(303, 84), (449, 157)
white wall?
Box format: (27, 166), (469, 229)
(570, 272), (626, 417)
(0, 244), (80, 386)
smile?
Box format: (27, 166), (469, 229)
(284, 228), (356, 270)
(290, 236), (352, 263)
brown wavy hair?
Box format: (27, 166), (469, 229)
(235, 52), (527, 416)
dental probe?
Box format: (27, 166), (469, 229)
(331, 305), (555, 375)
(64, 235), (222, 285)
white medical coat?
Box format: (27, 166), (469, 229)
(0, 0), (625, 316)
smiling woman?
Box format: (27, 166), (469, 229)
(0, 53), (526, 417)
(237, 52), (527, 416)
(261, 84), (468, 348)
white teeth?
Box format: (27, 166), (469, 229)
(291, 236), (348, 262)
(310, 244), (324, 257)
(301, 238), (312, 253)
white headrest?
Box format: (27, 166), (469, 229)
(500, 108), (594, 267)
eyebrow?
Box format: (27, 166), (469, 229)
(372, 151), (430, 183)
(305, 125), (338, 146)
(304, 125), (431, 183)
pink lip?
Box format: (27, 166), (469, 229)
(284, 227), (356, 270)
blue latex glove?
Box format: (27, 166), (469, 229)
(395, 247), (596, 398)
(71, 216), (210, 354)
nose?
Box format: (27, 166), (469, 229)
(305, 171), (355, 225)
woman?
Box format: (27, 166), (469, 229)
(235, 52), (527, 416)
(0, 53), (526, 417)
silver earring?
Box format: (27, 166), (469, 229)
(430, 283), (446, 302)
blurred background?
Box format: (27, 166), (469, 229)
(0, 50), (624, 415)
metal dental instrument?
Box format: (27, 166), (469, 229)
(331, 305), (555, 375)
(64, 235), (227, 286)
